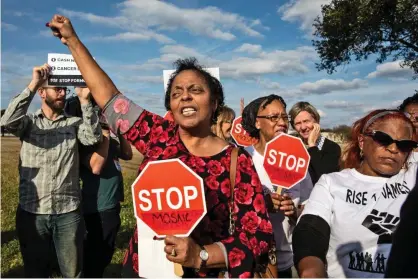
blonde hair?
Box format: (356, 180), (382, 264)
(211, 105), (236, 140)
(289, 101), (321, 129)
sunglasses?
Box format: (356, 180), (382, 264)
(364, 130), (417, 152)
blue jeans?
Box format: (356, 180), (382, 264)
(16, 206), (85, 278)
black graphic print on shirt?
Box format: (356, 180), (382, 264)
(348, 252), (387, 274)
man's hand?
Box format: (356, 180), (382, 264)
(307, 123), (321, 147)
(46, 15), (78, 45)
(75, 87), (90, 105)
(28, 64), (51, 92)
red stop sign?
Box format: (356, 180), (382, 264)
(263, 134), (310, 189)
(231, 116), (256, 147)
(164, 111), (174, 122)
(132, 159), (206, 237)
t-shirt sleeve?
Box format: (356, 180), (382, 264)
(220, 149), (274, 278)
(102, 93), (175, 154)
(299, 172), (314, 205)
(299, 174), (333, 225)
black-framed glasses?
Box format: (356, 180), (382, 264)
(256, 114), (290, 123)
(364, 130), (417, 152)
(46, 87), (70, 94)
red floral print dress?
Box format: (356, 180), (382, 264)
(103, 94), (274, 278)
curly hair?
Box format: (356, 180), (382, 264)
(241, 94), (287, 139)
(398, 92), (418, 112)
(164, 58), (224, 123)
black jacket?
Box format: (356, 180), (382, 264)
(308, 138), (341, 185)
(385, 169), (418, 278)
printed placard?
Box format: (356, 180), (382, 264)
(47, 53), (86, 86)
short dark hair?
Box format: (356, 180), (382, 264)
(398, 92), (418, 111)
(241, 94), (287, 139)
(164, 58), (224, 123)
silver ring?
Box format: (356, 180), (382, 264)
(171, 247), (177, 257)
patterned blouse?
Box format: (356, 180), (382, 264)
(102, 94), (274, 278)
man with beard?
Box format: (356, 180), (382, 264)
(0, 63), (102, 277)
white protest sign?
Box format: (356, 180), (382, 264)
(163, 67), (220, 93)
(47, 53), (86, 87)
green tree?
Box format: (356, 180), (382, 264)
(313, 0), (418, 77)
(332, 125), (352, 140)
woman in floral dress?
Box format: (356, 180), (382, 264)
(47, 15), (274, 278)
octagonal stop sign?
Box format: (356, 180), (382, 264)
(263, 134), (310, 189)
(132, 159), (206, 237)
(231, 116), (256, 147)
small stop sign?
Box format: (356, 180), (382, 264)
(132, 159), (206, 237)
(231, 116), (256, 147)
(263, 134), (310, 189)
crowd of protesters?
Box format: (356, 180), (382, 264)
(1, 14), (418, 278)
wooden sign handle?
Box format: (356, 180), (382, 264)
(276, 187), (283, 195)
(174, 263), (184, 277)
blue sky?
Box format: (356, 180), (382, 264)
(2, 0), (417, 128)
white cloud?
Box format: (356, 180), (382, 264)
(90, 32), (174, 44)
(298, 78), (368, 94)
(6, 11), (32, 17)
(278, 0), (330, 35)
(366, 60), (414, 79)
(317, 109), (327, 117)
(323, 100), (364, 109)
(352, 71), (360, 76)
(121, 75), (163, 84)
(256, 78), (281, 90)
(234, 43), (262, 54)
(39, 30), (52, 37)
(2, 22), (18, 31)
(59, 1), (264, 42)
(220, 46), (317, 78)
(129, 44), (316, 79)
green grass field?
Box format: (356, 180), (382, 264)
(1, 137), (142, 277)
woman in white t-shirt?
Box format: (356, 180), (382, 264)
(293, 109), (418, 278)
(241, 94), (314, 278)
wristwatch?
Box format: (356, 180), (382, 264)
(198, 246), (209, 271)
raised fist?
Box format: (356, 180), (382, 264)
(46, 14), (78, 45)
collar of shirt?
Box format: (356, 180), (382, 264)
(35, 109), (71, 121)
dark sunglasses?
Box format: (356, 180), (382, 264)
(364, 130), (417, 152)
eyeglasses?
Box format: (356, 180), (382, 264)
(45, 87), (71, 94)
(364, 130), (417, 153)
(256, 114), (290, 123)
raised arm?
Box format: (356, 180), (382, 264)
(0, 64), (51, 137)
(117, 133), (133, 160)
(75, 87), (102, 145)
(47, 15), (118, 109)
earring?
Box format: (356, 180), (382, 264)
(360, 149), (364, 158)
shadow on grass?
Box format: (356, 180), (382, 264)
(115, 228), (134, 250)
(1, 265), (24, 278)
(1, 230), (17, 246)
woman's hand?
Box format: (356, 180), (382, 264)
(47, 14), (79, 45)
(270, 193), (297, 218)
(164, 236), (202, 268)
(307, 123), (321, 147)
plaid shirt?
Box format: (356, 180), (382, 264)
(0, 88), (102, 214)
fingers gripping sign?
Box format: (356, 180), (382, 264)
(162, 236), (202, 268)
